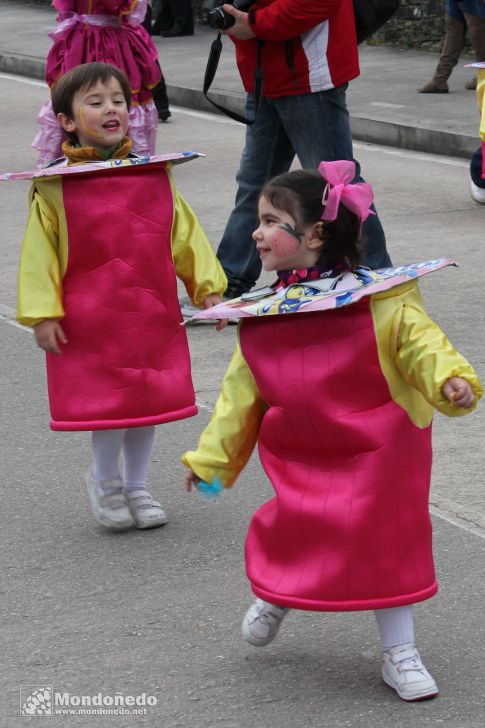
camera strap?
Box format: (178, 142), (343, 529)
(203, 32), (264, 124)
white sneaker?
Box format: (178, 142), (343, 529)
(179, 295), (238, 325)
(242, 598), (289, 647)
(179, 296), (212, 324)
(470, 179), (485, 204)
(125, 489), (168, 529)
(85, 471), (134, 530)
(382, 643), (439, 701)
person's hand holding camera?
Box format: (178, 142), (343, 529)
(221, 4), (255, 39)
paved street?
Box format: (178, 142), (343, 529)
(0, 12), (484, 727)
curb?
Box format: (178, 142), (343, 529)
(1, 51), (477, 160)
(0, 51), (45, 80)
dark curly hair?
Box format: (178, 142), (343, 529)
(261, 169), (363, 269)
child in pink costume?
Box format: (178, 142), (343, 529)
(18, 63), (227, 530)
(33, 0), (160, 166)
(182, 161), (482, 702)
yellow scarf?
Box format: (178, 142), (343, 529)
(61, 137), (133, 165)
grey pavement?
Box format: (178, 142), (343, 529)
(0, 0), (482, 159)
(1, 9), (485, 727)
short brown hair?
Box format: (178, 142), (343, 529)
(51, 62), (132, 118)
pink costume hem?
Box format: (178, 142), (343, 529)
(50, 405), (198, 431)
(251, 581), (439, 612)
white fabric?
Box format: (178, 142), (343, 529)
(374, 605), (415, 651)
(91, 426), (155, 486)
(123, 426), (156, 489)
(301, 22), (332, 92)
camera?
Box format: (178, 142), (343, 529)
(206, 1), (254, 30)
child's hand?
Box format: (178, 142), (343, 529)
(34, 319), (67, 355)
(442, 377), (475, 408)
(203, 293), (228, 331)
(184, 470), (200, 493)
(203, 293), (222, 308)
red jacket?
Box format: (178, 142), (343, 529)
(233, 0), (360, 98)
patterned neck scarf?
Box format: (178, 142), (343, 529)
(275, 262), (349, 290)
(62, 137), (133, 165)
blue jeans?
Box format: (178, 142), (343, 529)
(217, 87), (391, 297)
(446, 0), (485, 20)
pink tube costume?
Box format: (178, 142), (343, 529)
(14, 151), (227, 431)
(182, 266), (482, 612)
(33, 0), (160, 165)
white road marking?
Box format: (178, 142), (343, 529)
(353, 140), (469, 167)
(0, 72), (46, 88)
(370, 101), (406, 108)
(430, 505), (485, 540)
(169, 105), (240, 125)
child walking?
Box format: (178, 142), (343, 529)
(17, 62), (227, 530)
(33, 0), (163, 166)
(182, 161), (482, 701)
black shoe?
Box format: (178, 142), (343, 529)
(158, 110), (171, 122)
(161, 24), (194, 37)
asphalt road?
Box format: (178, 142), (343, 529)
(0, 72), (484, 727)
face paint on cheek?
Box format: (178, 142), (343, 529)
(79, 105), (103, 139)
(271, 228), (301, 258)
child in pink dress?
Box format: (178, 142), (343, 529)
(18, 63), (227, 530)
(182, 162), (482, 702)
(33, 0), (160, 166)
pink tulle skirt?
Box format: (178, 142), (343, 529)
(33, 12), (160, 166)
(32, 100), (158, 167)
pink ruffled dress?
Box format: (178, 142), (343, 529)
(33, 0), (160, 166)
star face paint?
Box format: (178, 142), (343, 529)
(253, 196), (321, 273)
(61, 77), (129, 150)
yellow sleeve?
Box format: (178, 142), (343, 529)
(17, 186), (64, 328)
(477, 68), (485, 143)
(181, 341), (268, 488)
(171, 189), (227, 307)
(395, 303), (483, 417)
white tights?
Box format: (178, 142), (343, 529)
(91, 426), (156, 491)
(374, 605), (415, 650)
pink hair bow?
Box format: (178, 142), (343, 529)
(318, 160), (375, 223)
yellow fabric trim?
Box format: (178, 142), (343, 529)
(17, 178), (69, 328)
(371, 282), (482, 425)
(170, 174), (227, 306)
(181, 342), (268, 488)
(477, 68), (485, 143)
(120, 0), (139, 16)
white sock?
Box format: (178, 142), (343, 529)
(374, 605), (415, 651)
(91, 429), (125, 482)
(122, 426), (156, 492)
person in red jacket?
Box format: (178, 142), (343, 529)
(215, 0), (391, 300)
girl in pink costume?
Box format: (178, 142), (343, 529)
(33, 0), (160, 166)
(182, 161), (482, 702)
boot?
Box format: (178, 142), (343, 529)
(463, 14), (485, 90)
(418, 14), (466, 93)
(152, 69), (171, 122)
